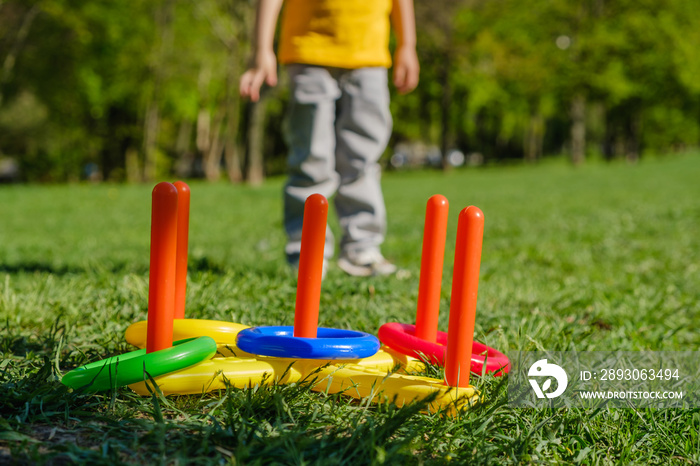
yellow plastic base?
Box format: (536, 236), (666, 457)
(124, 319), (479, 414)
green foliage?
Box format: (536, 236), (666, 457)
(1, 154), (699, 463)
(404, 0), (700, 161)
(0, 0), (699, 180)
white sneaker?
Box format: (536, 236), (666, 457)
(338, 249), (397, 277)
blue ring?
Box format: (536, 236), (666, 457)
(236, 326), (380, 359)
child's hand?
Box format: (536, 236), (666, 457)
(393, 45), (420, 94)
(239, 50), (278, 102)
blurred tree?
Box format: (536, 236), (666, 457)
(412, 0), (474, 170)
(189, 0), (252, 182)
(0, 2), (40, 106)
(1, 0), (698, 182)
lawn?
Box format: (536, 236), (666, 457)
(1, 153), (699, 464)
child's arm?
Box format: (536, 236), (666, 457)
(239, 0), (284, 102)
(391, 0), (420, 94)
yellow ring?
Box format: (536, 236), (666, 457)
(125, 319), (249, 348)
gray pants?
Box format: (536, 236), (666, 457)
(283, 65), (392, 261)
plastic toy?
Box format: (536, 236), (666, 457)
(78, 183), (496, 413)
(61, 182), (218, 392)
(129, 351), (476, 413)
(123, 189), (480, 412)
(146, 181), (179, 353)
(235, 326), (380, 359)
(236, 194), (380, 359)
(125, 319), (249, 348)
(378, 323), (508, 374)
(174, 181), (190, 320)
(61, 337), (217, 392)
(124, 180), (250, 350)
(378, 197), (510, 377)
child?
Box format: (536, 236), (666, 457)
(240, 0), (419, 276)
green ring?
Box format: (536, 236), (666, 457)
(61, 336), (217, 392)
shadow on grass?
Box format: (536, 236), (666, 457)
(0, 256), (271, 278)
(0, 262), (85, 275)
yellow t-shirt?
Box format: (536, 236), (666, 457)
(278, 0), (392, 69)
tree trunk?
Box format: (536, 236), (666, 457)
(224, 37), (243, 183)
(570, 94), (586, 165)
(203, 108), (225, 181)
(418, 79), (432, 143)
(224, 119), (243, 183)
(142, 0), (174, 181)
(196, 107), (211, 150)
(190, 0), (249, 183)
(614, 133), (626, 159)
(125, 146), (142, 183)
(174, 119), (194, 177)
(626, 114), (640, 163)
(0, 4), (40, 106)
(143, 102), (160, 181)
(439, 55), (453, 171)
(246, 99), (267, 186)
(454, 89), (469, 157)
(524, 112), (544, 162)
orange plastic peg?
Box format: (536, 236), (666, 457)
(293, 194), (329, 338)
(146, 182), (179, 353)
(415, 195), (449, 343)
(444, 206), (484, 387)
(173, 181), (190, 320)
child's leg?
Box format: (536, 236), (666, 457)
(283, 64), (340, 263)
(334, 67), (392, 257)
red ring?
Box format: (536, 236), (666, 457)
(378, 322), (510, 376)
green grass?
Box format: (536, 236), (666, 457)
(1, 153), (699, 464)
